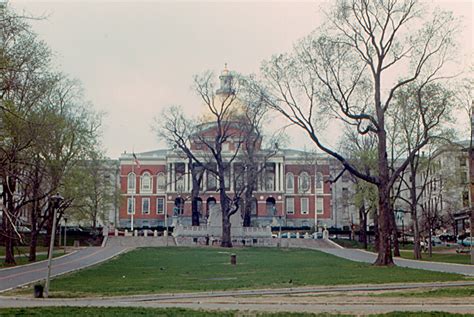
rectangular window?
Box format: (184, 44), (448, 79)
(301, 197), (309, 215)
(157, 197), (165, 214)
(142, 198), (150, 214)
(286, 197), (294, 214)
(316, 197), (324, 214)
(127, 197), (135, 215)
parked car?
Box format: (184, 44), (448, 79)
(280, 232), (297, 239)
(17, 225), (31, 233)
(312, 232), (323, 239)
(430, 236), (443, 246)
(459, 237), (474, 247)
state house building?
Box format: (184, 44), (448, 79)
(118, 68), (333, 230)
(119, 147), (333, 229)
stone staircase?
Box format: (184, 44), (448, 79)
(105, 236), (176, 247)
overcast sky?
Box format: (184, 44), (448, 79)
(10, 1), (473, 158)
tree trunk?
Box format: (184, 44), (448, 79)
(3, 177), (17, 265)
(220, 193), (232, 248)
(373, 210), (379, 253)
(358, 205), (368, 250)
(190, 163), (201, 226)
(390, 207), (400, 257)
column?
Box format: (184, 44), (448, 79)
(275, 163), (280, 192)
(184, 162), (189, 192)
(279, 163), (284, 192)
(167, 163), (171, 191)
(171, 163), (175, 192)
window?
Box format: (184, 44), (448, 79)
(315, 172), (323, 193)
(142, 198), (150, 214)
(157, 173), (166, 192)
(141, 172), (152, 193)
(266, 197), (276, 216)
(127, 173), (136, 193)
(174, 197), (184, 215)
(265, 175), (275, 191)
(207, 171), (217, 191)
(286, 197), (294, 214)
(176, 173), (185, 191)
(157, 197), (165, 214)
(286, 173), (294, 193)
(301, 197), (309, 215)
(127, 197), (135, 215)
(299, 172), (310, 193)
(316, 197), (324, 214)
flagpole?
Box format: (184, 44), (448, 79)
(131, 152), (135, 232)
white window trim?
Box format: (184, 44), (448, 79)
(286, 173), (294, 193)
(157, 173), (166, 192)
(301, 197), (309, 215)
(127, 173), (136, 194)
(156, 197), (165, 214)
(286, 197), (295, 214)
(140, 172), (152, 194)
(142, 197), (150, 214)
(298, 172), (310, 193)
(315, 172), (323, 194)
(127, 197), (135, 215)
(316, 197), (324, 214)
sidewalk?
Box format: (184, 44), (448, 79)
(318, 248), (474, 276)
(0, 246), (130, 293)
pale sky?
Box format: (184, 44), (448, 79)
(10, 1), (473, 158)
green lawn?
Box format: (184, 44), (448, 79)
(397, 250), (471, 265)
(0, 307), (471, 317)
(34, 247), (468, 297)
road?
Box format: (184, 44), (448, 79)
(0, 246), (129, 293)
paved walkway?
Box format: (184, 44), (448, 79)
(0, 246), (129, 293)
(319, 248), (474, 276)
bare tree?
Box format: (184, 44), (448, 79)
(258, 0), (459, 265)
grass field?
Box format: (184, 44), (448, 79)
(35, 247), (468, 297)
(0, 307), (471, 317)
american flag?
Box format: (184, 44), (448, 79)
(132, 153), (141, 168)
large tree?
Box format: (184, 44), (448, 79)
(258, 0), (459, 265)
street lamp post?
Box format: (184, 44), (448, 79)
(44, 193), (64, 298)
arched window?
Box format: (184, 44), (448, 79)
(157, 173), (166, 192)
(299, 172), (310, 193)
(127, 173), (136, 193)
(286, 173), (294, 193)
(206, 197), (217, 216)
(315, 172), (323, 193)
(141, 172), (152, 193)
(266, 197), (276, 216)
